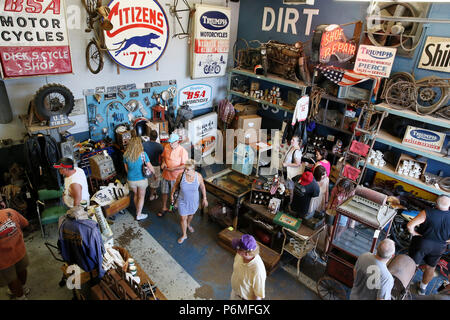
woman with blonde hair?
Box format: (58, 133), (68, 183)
(123, 137), (154, 221)
(170, 159), (208, 244)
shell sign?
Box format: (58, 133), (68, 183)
(105, 0), (169, 70)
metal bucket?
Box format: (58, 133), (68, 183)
(0, 80), (13, 124)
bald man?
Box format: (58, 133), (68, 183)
(407, 195), (450, 295)
(350, 239), (396, 300)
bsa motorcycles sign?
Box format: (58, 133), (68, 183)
(190, 4), (231, 79)
(105, 0), (169, 70)
(178, 84), (212, 110)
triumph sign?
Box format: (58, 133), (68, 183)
(105, 0), (169, 70)
(190, 4), (230, 79)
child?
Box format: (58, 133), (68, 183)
(308, 165), (329, 215)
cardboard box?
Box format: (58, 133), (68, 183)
(402, 125), (446, 153)
(395, 153), (427, 177)
(236, 114), (262, 144)
(234, 102), (258, 116)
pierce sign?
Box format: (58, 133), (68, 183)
(105, 0), (169, 70)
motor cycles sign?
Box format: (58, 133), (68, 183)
(178, 84), (212, 110)
(190, 4), (230, 79)
(105, 0), (169, 70)
(0, 0), (73, 78)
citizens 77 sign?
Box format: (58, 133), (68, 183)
(105, 0), (169, 70)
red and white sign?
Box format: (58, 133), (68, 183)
(178, 84), (212, 109)
(402, 125), (446, 153)
(320, 24), (356, 64)
(105, 0), (169, 70)
(190, 4), (230, 79)
(354, 45), (396, 78)
(0, 0), (72, 78)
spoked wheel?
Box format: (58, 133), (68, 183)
(415, 77), (449, 115)
(317, 276), (347, 300)
(385, 80), (416, 110)
(33, 84), (75, 121)
(381, 72), (415, 99)
(86, 39), (104, 74)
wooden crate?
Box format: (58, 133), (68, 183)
(395, 154), (427, 175)
(102, 196), (130, 217)
(217, 228), (280, 275)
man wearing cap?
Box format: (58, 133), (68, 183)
(230, 234), (267, 300)
(290, 171), (320, 218)
(54, 158), (90, 208)
(158, 133), (189, 217)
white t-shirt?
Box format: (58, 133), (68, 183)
(284, 147), (303, 180)
(63, 167), (90, 208)
(231, 253), (266, 300)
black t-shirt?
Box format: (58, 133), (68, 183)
(419, 208), (450, 245)
(290, 176), (320, 218)
(143, 141), (164, 166)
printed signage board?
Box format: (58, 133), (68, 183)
(178, 84), (212, 110)
(185, 112), (217, 157)
(105, 0), (169, 70)
(190, 4), (230, 79)
(0, 0), (73, 78)
(418, 36), (450, 73)
(354, 45), (396, 78)
(402, 125), (446, 153)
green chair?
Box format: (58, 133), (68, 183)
(36, 188), (66, 238)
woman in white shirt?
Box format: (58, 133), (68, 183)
(282, 135), (304, 208)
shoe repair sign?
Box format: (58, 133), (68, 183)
(105, 0), (169, 70)
(0, 0), (73, 78)
(190, 4), (230, 79)
(178, 84), (212, 109)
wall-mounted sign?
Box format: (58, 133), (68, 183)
(190, 4), (230, 79)
(354, 45), (396, 78)
(418, 36), (450, 73)
(178, 84), (212, 109)
(320, 24), (356, 64)
(105, 0), (169, 70)
(0, 0), (73, 78)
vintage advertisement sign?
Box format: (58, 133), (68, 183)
(418, 36), (450, 73)
(178, 84), (212, 109)
(190, 4), (230, 79)
(320, 24), (356, 64)
(354, 45), (396, 78)
(105, 0), (169, 70)
(0, 0), (72, 78)
(402, 125), (446, 153)
(185, 112), (217, 157)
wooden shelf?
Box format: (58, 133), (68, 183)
(366, 162), (449, 196)
(376, 130), (450, 165)
(228, 89), (296, 114)
(19, 114), (75, 133)
(230, 68), (308, 91)
(374, 103), (450, 129)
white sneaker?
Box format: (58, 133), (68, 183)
(136, 213), (148, 221)
(7, 287), (30, 298)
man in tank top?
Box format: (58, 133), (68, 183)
(54, 158), (90, 208)
(407, 195), (450, 295)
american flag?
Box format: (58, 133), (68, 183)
(316, 64), (381, 96)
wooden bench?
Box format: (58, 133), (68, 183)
(217, 228), (280, 275)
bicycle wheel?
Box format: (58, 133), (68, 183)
(86, 39), (104, 74)
(317, 276), (347, 300)
(415, 77), (449, 115)
(385, 80), (416, 110)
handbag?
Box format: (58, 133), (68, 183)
(141, 153), (152, 178)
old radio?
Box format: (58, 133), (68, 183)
(89, 152), (116, 180)
(116, 125), (132, 149)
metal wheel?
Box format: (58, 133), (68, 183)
(385, 80), (416, 110)
(86, 39), (104, 74)
(317, 276), (347, 300)
(415, 77), (449, 115)
(367, 2), (417, 48)
(381, 72), (415, 99)
(33, 84), (75, 121)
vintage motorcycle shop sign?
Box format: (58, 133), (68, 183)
(418, 36), (450, 73)
(0, 0), (73, 78)
(178, 84), (212, 109)
(354, 44), (397, 78)
(105, 0), (169, 70)
(190, 4), (231, 79)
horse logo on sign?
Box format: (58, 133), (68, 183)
(105, 0), (169, 70)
